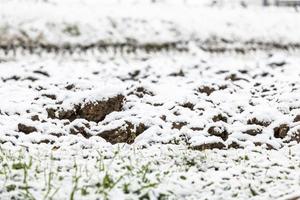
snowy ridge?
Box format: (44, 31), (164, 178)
(1, 1), (300, 51)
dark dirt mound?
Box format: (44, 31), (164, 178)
(98, 121), (148, 144)
(47, 95), (124, 122)
(192, 142), (226, 151)
(247, 118), (271, 127)
(274, 124), (290, 139)
(208, 126), (228, 141)
(18, 123), (37, 134)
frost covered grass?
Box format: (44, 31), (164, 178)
(1, 143), (300, 200)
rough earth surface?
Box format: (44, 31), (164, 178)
(0, 0), (300, 199)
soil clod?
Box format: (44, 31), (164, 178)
(18, 123), (37, 134)
(98, 121), (147, 144)
(274, 124), (289, 139)
(208, 126), (228, 141)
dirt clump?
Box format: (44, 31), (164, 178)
(42, 94), (57, 100)
(47, 95), (124, 122)
(31, 115), (40, 121)
(289, 129), (300, 143)
(208, 126), (228, 141)
(192, 142), (225, 151)
(70, 124), (92, 138)
(254, 142), (275, 150)
(180, 102), (195, 110)
(191, 127), (204, 131)
(65, 84), (75, 90)
(172, 121), (187, 130)
(268, 61), (286, 68)
(225, 74), (249, 82)
(23, 76), (38, 82)
(247, 118), (271, 127)
(76, 95), (124, 122)
(46, 108), (57, 119)
(128, 87), (154, 98)
(18, 123), (37, 134)
(33, 70), (50, 77)
(2, 75), (21, 82)
(274, 124), (289, 139)
(212, 114), (228, 123)
(98, 121), (148, 144)
(57, 104), (81, 121)
(294, 115), (300, 122)
(228, 142), (242, 149)
(243, 127), (263, 136)
(198, 86), (216, 96)
(169, 69), (185, 77)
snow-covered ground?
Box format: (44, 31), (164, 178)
(1, 0), (300, 199)
(1, 0), (300, 49)
(1, 142), (300, 200)
(1, 51), (300, 149)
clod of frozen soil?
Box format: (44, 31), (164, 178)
(192, 142), (226, 151)
(41, 94), (57, 100)
(294, 115), (300, 122)
(70, 124), (92, 138)
(128, 87), (154, 98)
(76, 95), (124, 122)
(65, 84), (75, 90)
(247, 118), (271, 127)
(225, 73), (249, 82)
(18, 123), (37, 134)
(197, 85), (227, 96)
(172, 122), (187, 130)
(33, 70), (49, 77)
(197, 86), (216, 96)
(98, 121), (148, 144)
(169, 69), (185, 77)
(243, 127), (263, 136)
(208, 126), (228, 141)
(212, 114), (228, 122)
(31, 115), (39, 121)
(180, 102), (195, 110)
(274, 124), (290, 139)
(290, 130), (300, 143)
(48, 95), (124, 122)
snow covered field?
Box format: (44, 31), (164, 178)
(1, 143), (300, 199)
(1, 0), (300, 199)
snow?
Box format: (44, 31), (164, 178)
(0, 50), (299, 148)
(1, 0), (300, 48)
(1, 143), (300, 199)
(0, 0), (300, 199)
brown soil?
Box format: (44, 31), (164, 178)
(172, 122), (187, 130)
(18, 123), (37, 134)
(274, 124), (290, 139)
(198, 86), (216, 96)
(47, 95), (124, 122)
(243, 127), (263, 136)
(294, 115), (300, 122)
(70, 124), (92, 138)
(247, 118), (271, 127)
(128, 87), (154, 98)
(208, 126), (228, 141)
(98, 121), (148, 144)
(192, 142), (225, 151)
(212, 114), (228, 122)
